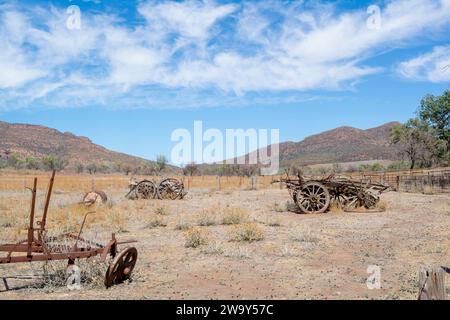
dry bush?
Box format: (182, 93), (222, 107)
(201, 241), (224, 255)
(264, 216), (281, 227)
(291, 228), (320, 244)
(221, 207), (248, 225)
(175, 218), (191, 230)
(184, 227), (210, 248)
(285, 201), (301, 213)
(155, 206), (169, 215)
(376, 200), (388, 211)
(328, 201), (343, 213)
(224, 245), (252, 259)
(272, 202), (287, 212)
(422, 186), (435, 195)
(106, 209), (129, 233)
(197, 210), (218, 226)
(229, 223), (264, 242)
(280, 244), (298, 257)
(145, 215), (167, 229)
(32, 258), (109, 292)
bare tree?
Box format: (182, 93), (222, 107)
(183, 163), (199, 176)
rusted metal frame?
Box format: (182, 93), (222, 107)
(26, 178), (38, 257)
(0, 249), (105, 264)
(100, 234), (117, 262)
(36, 170), (55, 238)
(49, 233), (105, 249)
(0, 244), (44, 252)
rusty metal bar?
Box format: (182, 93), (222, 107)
(39, 170), (56, 231)
(26, 178), (37, 257)
(0, 250), (104, 264)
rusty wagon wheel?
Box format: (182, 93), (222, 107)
(105, 247), (138, 288)
(157, 178), (184, 200)
(295, 182), (330, 214)
(135, 180), (157, 199)
(83, 190), (108, 206)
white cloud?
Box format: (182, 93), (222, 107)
(0, 0), (450, 110)
(138, 0), (237, 42)
(398, 46), (450, 82)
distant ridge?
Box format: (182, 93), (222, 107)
(278, 121), (401, 167)
(0, 120), (156, 170)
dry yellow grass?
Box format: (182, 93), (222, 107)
(0, 171), (284, 193)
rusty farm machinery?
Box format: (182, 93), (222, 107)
(0, 171), (138, 288)
(276, 174), (389, 214)
(126, 177), (186, 200)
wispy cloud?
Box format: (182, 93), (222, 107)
(398, 45), (450, 82)
(0, 0), (450, 111)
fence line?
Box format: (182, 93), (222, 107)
(1, 167), (449, 193)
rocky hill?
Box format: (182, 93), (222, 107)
(0, 120), (156, 171)
(278, 122), (401, 167)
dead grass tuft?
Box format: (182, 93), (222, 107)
(197, 209), (218, 226)
(229, 223), (264, 242)
(184, 227), (210, 248)
(221, 207), (248, 225)
(291, 228), (320, 244)
(201, 241), (224, 255)
(144, 215), (167, 229)
(155, 206), (169, 215)
(175, 218), (191, 230)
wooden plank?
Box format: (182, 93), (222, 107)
(418, 266), (447, 300)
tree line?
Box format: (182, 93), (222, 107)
(390, 90), (449, 169)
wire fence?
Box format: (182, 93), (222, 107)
(1, 167), (449, 194)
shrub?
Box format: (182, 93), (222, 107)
(155, 206), (169, 215)
(145, 216), (167, 229)
(184, 227), (209, 248)
(221, 207), (248, 225)
(175, 218), (191, 230)
(229, 223), (264, 242)
(387, 160), (411, 171)
(197, 211), (217, 226)
(291, 228), (320, 244)
(201, 241), (224, 255)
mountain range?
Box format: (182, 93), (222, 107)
(0, 120), (401, 172)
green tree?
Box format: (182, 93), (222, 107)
(25, 156), (40, 170)
(42, 155), (67, 171)
(86, 163), (97, 175)
(75, 163), (84, 174)
(183, 163), (199, 176)
(391, 119), (446, 169)
(156, 155), (168, 173)
(387, 160), (410, 171)
(122, 165), (132, 176)
(0, 158), (7, 169)
(418, 91), (450, 148)
(8, 153), (25, 170)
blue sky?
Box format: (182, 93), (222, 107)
(0, 0), (449, 163)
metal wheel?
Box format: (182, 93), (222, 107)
(295, 182), (330, 214)
(83, 190), (107, 206)
(157, 178), (184, 200)
(135, 180), (157, 199)
(104, 247), (138, 288)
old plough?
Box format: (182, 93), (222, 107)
(126, 178), (186, 200)
(276, 174), (389, 214)
(0, 171), (138, 288)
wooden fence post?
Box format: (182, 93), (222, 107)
(417, 266), (446, 300)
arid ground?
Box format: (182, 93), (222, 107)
(0, 173), (449, 300)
